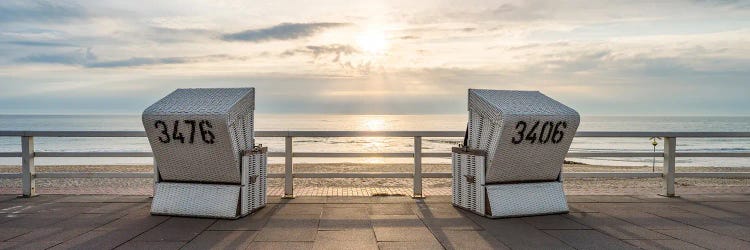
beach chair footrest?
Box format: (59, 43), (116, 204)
(151, 182), (243, 219)
(484, 181), (569, 218)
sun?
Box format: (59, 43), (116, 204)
(356, 30), (388, 54)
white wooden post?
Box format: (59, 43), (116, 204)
(661, 137), (676, 197)
(283, 136), (294, 198)
(21, 136), (37, 197)
(413, 136), (424, 198)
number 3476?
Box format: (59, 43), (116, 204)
(511, 120), (567, 144)
(154, 120), (215, 144)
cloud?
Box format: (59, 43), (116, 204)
(221, 22), (349, 42)
(15, 49), (245, 68)
(3, 40), (78, 47)
(16, 47), (96, 65)
(282, 44), (358, 62)
(0, 0), (86, 23)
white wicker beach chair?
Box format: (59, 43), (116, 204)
(143, 88), (266, 219)
(452, 89), (580, 218)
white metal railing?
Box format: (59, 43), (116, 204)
(1, 130), (749, 198)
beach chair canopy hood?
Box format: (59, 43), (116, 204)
(467, 89), (580, 184)
(143, 88), (255, 183)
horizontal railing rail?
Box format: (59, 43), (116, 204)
(1, 130), (749, 197)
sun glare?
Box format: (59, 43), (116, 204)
(364, 119), (385, 130)
(356, 30), (388, 54)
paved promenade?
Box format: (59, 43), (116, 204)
(1, 194), (750, 249)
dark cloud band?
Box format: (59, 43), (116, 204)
(221, 22), (349, 42)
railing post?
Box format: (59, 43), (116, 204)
(661, 137), (677, 197)
(413, 136), (424, 198)
(21, 136), (37, 197)
(283, 136), (294, 198)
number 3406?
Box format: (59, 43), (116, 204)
(154, 120), (215, 144)
(511, 120), (567, 144)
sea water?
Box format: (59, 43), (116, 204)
(0, 114), (748, 167)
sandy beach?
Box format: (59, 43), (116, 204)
(2, 163), (749, 195)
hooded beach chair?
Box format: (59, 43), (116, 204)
(143, 88), (266, 219)
(452, 89), (580, 218)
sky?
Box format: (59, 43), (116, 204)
(0, 0), (749, 115)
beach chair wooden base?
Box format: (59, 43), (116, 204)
(452, 149), (568, 218)
(150, 148), (267, 219)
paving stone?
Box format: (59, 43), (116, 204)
(319, 207), (371, 230)
(316, 229), (376, 242)
(275, 203), (324, 215)
(8, 227), (92, 244)
(115, 241), (186, 250)
(462, 212), (574, 250)
(0, 240), (61, 250)
(565, 212), (672, 240)
(648, 210), (750, 241)
(703, 201), (750, 216)
(95, 208), (169, 231)
(255, 214), (319, 242)
(373, 227), (439, 242)
(107, 195), (152, 203)
(422, 195), (452, 203)
(566, 195), (597, 203)
(377, 241), (444, 250)
(682, 194), (750, 202)
(579, 195), (646, 203)
(421, 216), (483, 231)
(0, 228), (29, 241)
(248, 241), (314, 249)
(412, 202), (464, 218)
(629, 195), (691, 203)
(0, 196), (16, 202)
(208, 204), (277, 231)
(521, 214), (590, 230)
(182, 230), (257, 250)
(368, 204), (414, 215)
(370, 215), (436, 242)
(7, 212), (123, 243)
(313, 239), (377, 250)
(84, 202), (144, 214)
(313, 229), (378, 249)
(432, 230), (509, 250)
(0, 213), (78, 230)
(567, 203), (601, 213)
(674, 202), (750, 226)
(327, 196), (382, 204)
(602, 210), (689, 230)
(371, 214), (424, 228)
(623, 239), (704, 250)
(50, 228), (152, 250)
(325, 203), (369, 208)
(267, 196), (327, 204)
(545, 229), (638, 250)
(655, 227), (750, 249)
(56, 195), (120, 203)
(132, 217), (215, 242)
(375, 196), (413, 204)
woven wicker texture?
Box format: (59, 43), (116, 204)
(151, 182), (241, 218)
(452, 151), (486, 215)
(467, 89), (580, 184)
(244, 149), (267, 213)
(143, 88), (255, 183)
(485, 182), (568, 218)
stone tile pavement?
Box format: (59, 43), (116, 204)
(1, 193), (750, 249)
